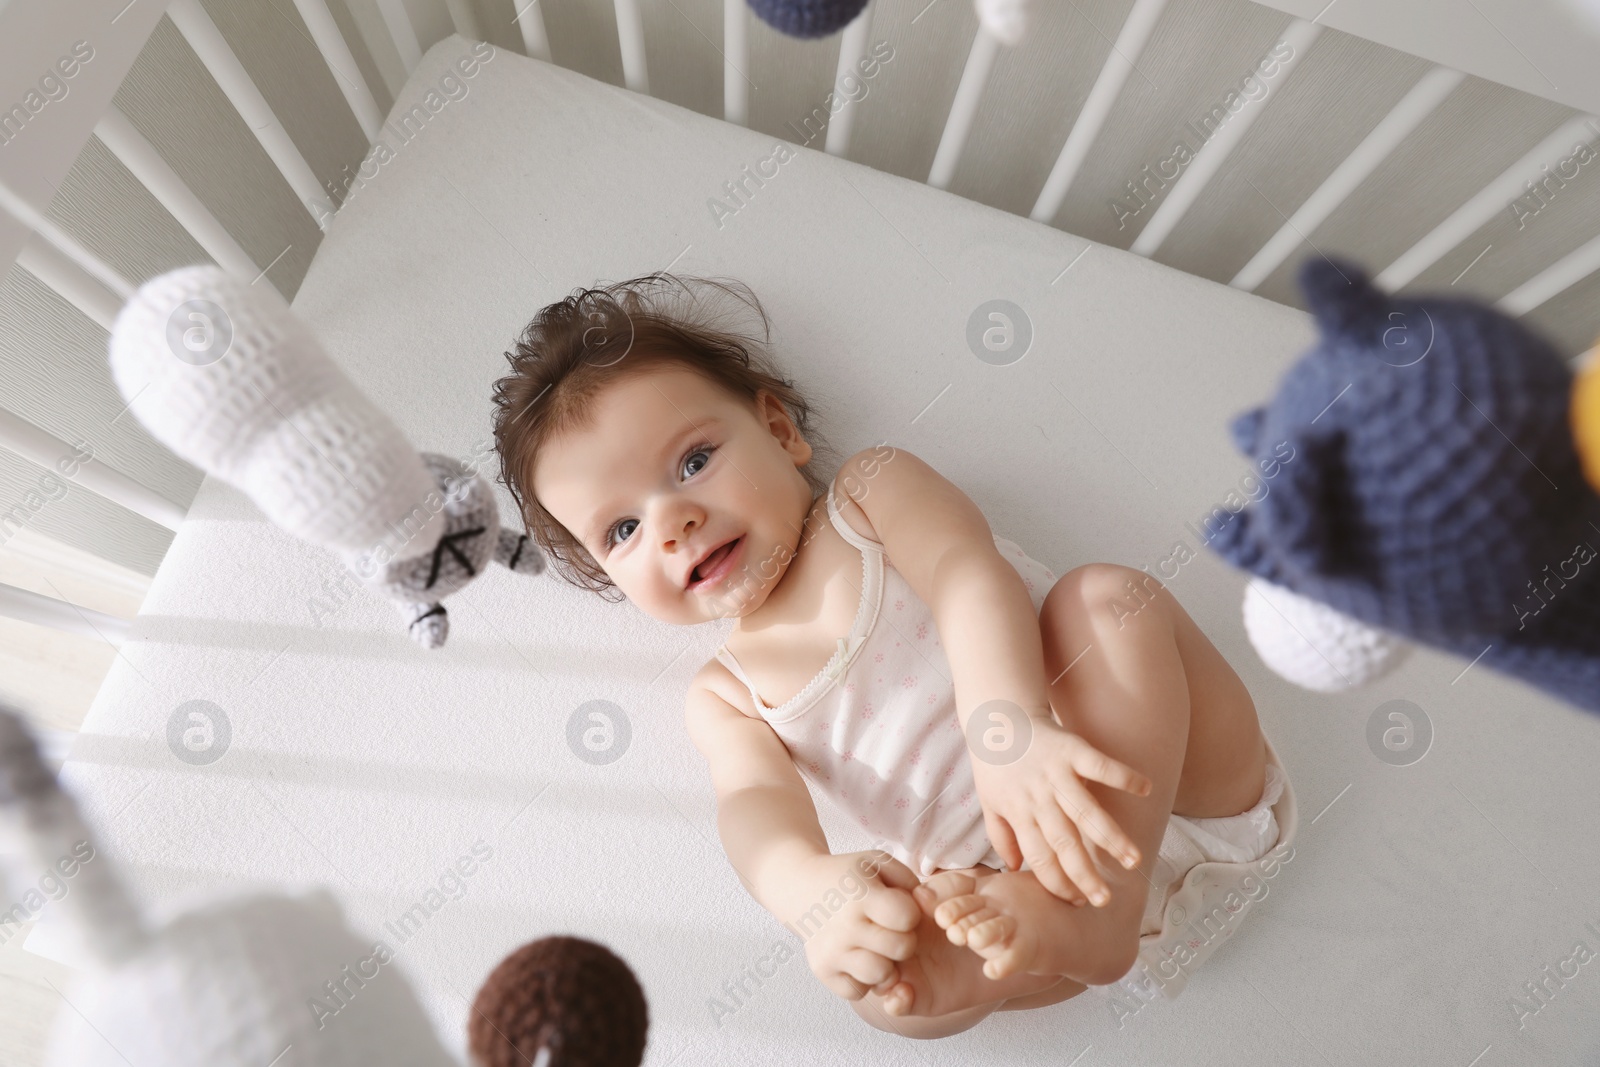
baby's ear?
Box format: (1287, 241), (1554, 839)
(495, 528), (545, 575)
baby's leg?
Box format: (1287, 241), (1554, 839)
(922, 563), (1266, 984)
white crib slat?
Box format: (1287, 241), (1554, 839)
(94, 106), (268, 289)
(615, 0), (650, 95)
(824, 4), (875, 157)
(292, 0), (384, 142)
(927, 29), (1002, 190)
(0, 408), (185, 533)
(1231, 66), (1465, 292)
(0, 582), (130, 646)
(374, 0), (424, 73)
(723, 0), (748, 126)
(15, 235), (122, 332)
(1498, 231), (1600, 316)
(1375, 113), (1600, 292)
(166, 0), (326, 221)
(1030, 0), (1168, 223)
(511, 0), (553, 62)
(444, 0), (484, 39)
(1129, 17), (1323, 257)
(0, 179), (135, 303)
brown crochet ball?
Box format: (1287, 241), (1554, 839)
(469, 936), (648, 1067)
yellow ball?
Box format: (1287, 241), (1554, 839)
(1575, 342), (1600, 493)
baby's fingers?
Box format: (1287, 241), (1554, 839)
(983, 809), (1023, 873)
(854, 915), (918, 962)
(839, 948), (899, 992)
(1051, 775), (1143, 871)
(1067, 739), (1153, 799)
(862, 886), (921, 934)
(822, 973), (867, 1001)
(1027, 806), (1103, 905)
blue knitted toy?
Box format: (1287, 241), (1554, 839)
(746, 0), (868, 38)
(1208, 256), (1600, 716)
(746, 0), (1032, 43)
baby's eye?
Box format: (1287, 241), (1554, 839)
(683, 446), (714, 478)
(607, 518), (639, 547)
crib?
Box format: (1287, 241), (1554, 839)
(2, 0), (1600, 1064)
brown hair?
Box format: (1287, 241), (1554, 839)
(491, 272), (837, 602)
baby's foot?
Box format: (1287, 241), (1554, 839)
(915, 868), (1073, 981)
(872, 889), (1060, 1017)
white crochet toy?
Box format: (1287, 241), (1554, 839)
(0, 705), (457, 1067)
(107, 265), (545, 648)
(975, 0), (1032, 46)
(1241, 576), (1411, 693)
(3, 703), (653, 1067)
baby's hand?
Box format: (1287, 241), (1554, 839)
(789, 850), (921, 1006)
(969, 717), (1152, 906)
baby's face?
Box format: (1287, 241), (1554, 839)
(534, 364), (815, 625)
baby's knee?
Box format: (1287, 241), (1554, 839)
(848, 995), (993, 1039)
(1062, 562), (1165, 603)
(1048, 562), (1169, 632)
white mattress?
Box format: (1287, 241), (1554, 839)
(29, 34), (1600, 1067)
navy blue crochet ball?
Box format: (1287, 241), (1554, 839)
(746, 0), (869, 38)
(1206, 256), (1600, 715)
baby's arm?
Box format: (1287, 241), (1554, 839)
(684, 675), (921, 1002)
(834, 449), (1151, 903)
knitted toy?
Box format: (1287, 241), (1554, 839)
(974, 0), (1032, 46)
(1207, 256), (1600, 715)
(747, 0), (1030, 45)
(0, 704), (651, 1066)
(1239, 575), (1411, 693)
(469, 936), (649, 1067)
(746, 0), (867, 38)
(107, 265), (545, 648)
(1572, 341), (1600, 493)
(0, 702), (456, 1065)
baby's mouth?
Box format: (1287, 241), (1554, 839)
(689, 536), (743, 589)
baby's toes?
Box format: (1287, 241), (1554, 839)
(965, 912), (1017, 952)
(912, 871), (977, 919)
(980, 932), (1030, 981)
(935, 897), (1002, 946)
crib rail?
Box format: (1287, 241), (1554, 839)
(1, 0), (1599, 638)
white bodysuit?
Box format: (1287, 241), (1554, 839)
(713, 484), (1059, 877)
(715, 485), (1301, 1001)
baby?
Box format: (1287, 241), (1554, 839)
(491, 274), (1295, 1039)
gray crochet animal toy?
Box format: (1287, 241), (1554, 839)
(367, 451), (545, 648)
(107, 265), (544, 648)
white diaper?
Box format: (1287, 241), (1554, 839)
(1100, 732), (1299, 1004)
